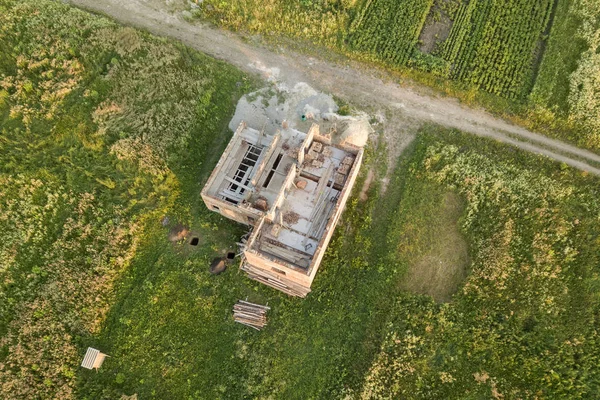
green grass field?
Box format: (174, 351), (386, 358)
(0, 1), (248, 397)
(357, 127), (600, 399)
(2, 1), (600, 399)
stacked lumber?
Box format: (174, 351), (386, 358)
(233, 300), (270, 330)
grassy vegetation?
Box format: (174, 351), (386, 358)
(528, 0), (600, 149)
(2, 0), (600, 399)
(356, 127), (600, 399)
(0, 0), (247, 397)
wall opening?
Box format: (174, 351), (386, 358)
(263, 153), (283, 188)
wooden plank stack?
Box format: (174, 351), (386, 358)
(233, 300), (270, 330)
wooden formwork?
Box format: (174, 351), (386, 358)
(241, 261), (311, 297)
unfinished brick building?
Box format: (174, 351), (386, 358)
(201, 121), (363, 297)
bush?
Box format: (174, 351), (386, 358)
(408, 50), (451, 77)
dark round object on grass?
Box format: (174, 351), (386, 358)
(209, 257), (227, 275)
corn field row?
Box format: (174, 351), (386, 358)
(199, 0), (559, 100)
(348, 0), (433, 65)
(441, 0), (554, 99)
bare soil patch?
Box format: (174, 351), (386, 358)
(419, 8), (453, 54)
(401, 191), (469, 302)
(168, 223), (190, 242)
(359, 168), (375, 201)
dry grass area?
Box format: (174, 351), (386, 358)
(400, 191), (469, 302)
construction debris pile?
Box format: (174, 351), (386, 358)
(233, 300), (270, 330)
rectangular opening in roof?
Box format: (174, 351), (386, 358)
(220, 143), (264, 203)
(262, 153), (283, 188)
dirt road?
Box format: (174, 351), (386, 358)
(68, 0), (600, 176)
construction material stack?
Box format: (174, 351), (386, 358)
(233, 300), (270, 330)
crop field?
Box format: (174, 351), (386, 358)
(440, 0), (553, 99)
(530, 0), (590, 113)
(348, 0), (433, 65)
(2, 0), (600, 399)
